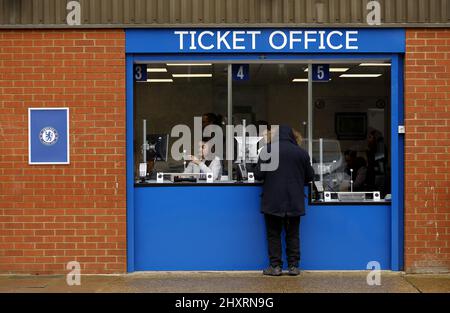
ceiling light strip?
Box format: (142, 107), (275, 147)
(340, 74), (383, 78)
(146, 79), (174, 83)
(172, 74), (213, 78)
(166, 63), (212, 66)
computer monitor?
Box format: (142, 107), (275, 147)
(235, 136), (263, 164)
(335, 113), (367, 140)
(146, 134), (169, 161)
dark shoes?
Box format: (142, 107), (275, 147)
(263, 265), (282, 276)
(288, 265), (301, 276)
(263, 265), (301, 276)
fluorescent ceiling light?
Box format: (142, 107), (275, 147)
(172, 74), (212, 78)
(304, 68), (349, 72)
(146, 79), (173, 83)
(331, 68), (349, 72)
(167, 63), (212, 66)
(359, 63), (391, 67)
(147, 68), (167, 72)
(340, 74), (382, 78)
(292, 78), (332, 82)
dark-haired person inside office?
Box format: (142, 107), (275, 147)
(255, 125), (314, 276)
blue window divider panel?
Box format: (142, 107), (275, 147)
(134, 186), (390, 271)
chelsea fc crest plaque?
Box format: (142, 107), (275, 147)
(28, 108), (69, 164)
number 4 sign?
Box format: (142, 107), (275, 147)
(232, 64), (249, 81)
(312, 64), (330, 82)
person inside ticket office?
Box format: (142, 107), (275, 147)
(184, 138), (222, 181)
(202, 112), (222, 131)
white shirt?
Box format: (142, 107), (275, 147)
(184, 156), (222, 181)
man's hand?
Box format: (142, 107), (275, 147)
(188, 155), (201, 165)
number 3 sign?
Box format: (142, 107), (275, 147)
(134, 64), (148, 81)
(312, 64), (330, 82)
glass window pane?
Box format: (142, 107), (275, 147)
(232, 63), (309, 178)
(134, 63), (228, 182)
(310, 62), (391, 203)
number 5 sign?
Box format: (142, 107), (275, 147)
(232, 64), (249, 81)
(312, 64), (330, 82)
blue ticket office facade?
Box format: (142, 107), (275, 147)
(126, 29), (405, 272)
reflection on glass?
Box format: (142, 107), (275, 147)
(311, 63), (391, 202)
(134, 63), (228, 182)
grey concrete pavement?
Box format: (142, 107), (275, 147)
(0, 272), (449, 293)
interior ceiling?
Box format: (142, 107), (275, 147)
(144, 63), (391, 84)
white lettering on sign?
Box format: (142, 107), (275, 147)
(198, 31), (214, 50)
(289, 31), (302, 49)
(189, 31), (197, 50)
(318, 31), (326, 50)
(217, 31), (231, 50)
(247, 31), (261, 50)
(346, 31), (359, 50)
(174, 31), (189, 50)
(327, 31), (344, 50)
(174, 30), (359, 51)
(233, 31), (246, 50)
(304, 30), (317, 49)
(269, 31), (287, 50)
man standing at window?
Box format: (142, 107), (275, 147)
(255, 125), (314, 276)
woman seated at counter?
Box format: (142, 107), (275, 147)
(184, 139), (222, 181)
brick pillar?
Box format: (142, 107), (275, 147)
(404, 29), (450, 273)
(0, 30), (126, 274)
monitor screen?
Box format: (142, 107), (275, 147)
(335, 113), (367, 140)
(146, 134), (169, 161)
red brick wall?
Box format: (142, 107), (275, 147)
(405, 29), (450, 273)
(1, 28), (449, 275)
(0, 30), (126, 274)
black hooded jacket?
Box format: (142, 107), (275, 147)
(255, 125), (314, 217)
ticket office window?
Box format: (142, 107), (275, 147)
(231, 63), (308, 177)
(134, 61), (392, 195)
(309, 63), (392, 203)
(134, 63), (228, 181)
(133, 62), (310, 183)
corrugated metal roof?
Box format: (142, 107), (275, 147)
(1, 0), (449, 28)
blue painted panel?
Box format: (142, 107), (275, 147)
(134, 186), (391, 271)
(133, 53), (395, 63)
(126, 29), (405, 54)
(126, 55), (135, 272)
(134, 187), (267, 270)
(300, 205), (391, 270)
(390, 55), (405, 271)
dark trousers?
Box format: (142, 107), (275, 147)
(264, 214), (301, 268)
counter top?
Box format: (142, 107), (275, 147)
(135, 180), (263, 187)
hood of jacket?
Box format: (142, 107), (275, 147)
(276, 125), (297, 145)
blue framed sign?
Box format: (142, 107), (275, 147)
(28, 108), (70, 164)
(134, 64), (147, 81)
(232, 64), (249, 81)
(312, 64), (330, 81)
(126, 28), (405, 54)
